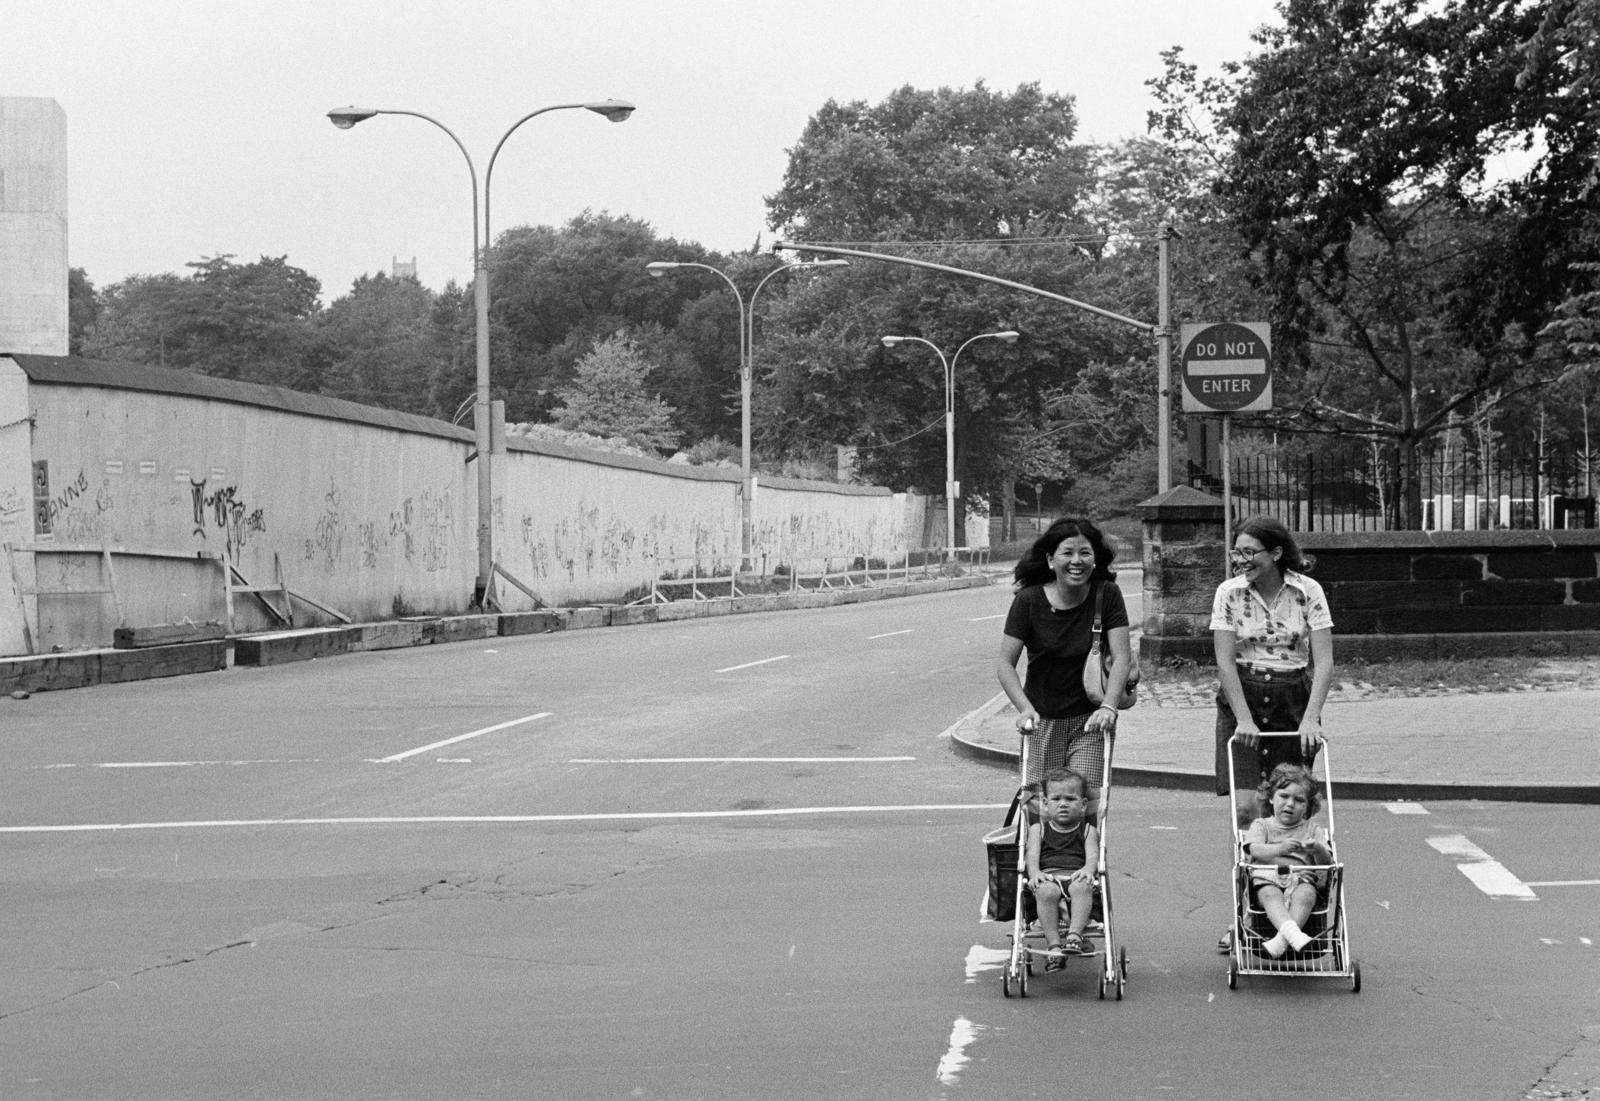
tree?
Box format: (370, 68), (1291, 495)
(80, 272), (192, 366)
(67, 268), (98, 356)
(549, 332), (681, 454)
(316, 272), (443, 415)
(81, 255), (323, 388)
(1154, 0), (1600, 524)
(486, 212), (715, 423)
(760, 82), (1172, 530)
(767, 81), (1087, 241)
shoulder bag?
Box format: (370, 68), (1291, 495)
(1082, 581), (1140, 709)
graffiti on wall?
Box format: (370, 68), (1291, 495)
(306, 486), (346, 571)
(387, 488), (455, 572)
(191, 479), (267, 561)
(0, 486), (23, 528)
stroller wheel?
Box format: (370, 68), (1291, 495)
(1227, 958), (1238, 990)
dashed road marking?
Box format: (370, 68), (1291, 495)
(1427, 834), (1538, 900)
(0, 802), (1009, 835)
(1385, 802), (1429, 814)
(376, 712), (552, 763)
(715, 655), (789, 673)
(936, 1017), (981, 1087)
(868, 629), (913, 640)
(569, 756), (915, 764)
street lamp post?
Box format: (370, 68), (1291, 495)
(879, 329), (1019, 559)
(329, 99), (635, 605)
(645, 258), (847, 569)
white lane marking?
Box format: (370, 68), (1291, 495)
(1525, 880), (1600, 888)
(1427, 834), (1539, 900)
(867, 629), (913, 640)
(75, 760), (322, 769)
(0, 802), (1009, 835)
(964, 945), (1009, 983)
(1386, 802), (1430, 814)
(936, 1017), (981, 1086)
(715, 655), (789, 673)
(376, 712), (552, 764)
(968, 614), (1004, 622)
(568, 756), (915, 764)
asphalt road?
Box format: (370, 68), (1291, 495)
(1, 585), (1596, 1100)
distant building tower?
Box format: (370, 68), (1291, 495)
(392, 256), (417, 281)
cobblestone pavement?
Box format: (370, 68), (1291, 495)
(1141, 657), (1600, 708)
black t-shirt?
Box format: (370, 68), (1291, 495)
(1003, 581), (1130, 719)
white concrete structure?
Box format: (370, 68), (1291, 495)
(0, 355), (930, 655)
(0, 98), (68, 356)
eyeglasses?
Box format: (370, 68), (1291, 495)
(1229, 547), (1269, 564)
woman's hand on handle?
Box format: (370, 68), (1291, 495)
(1234, 718), (1262, 749)
(1297, 716), (1324, 758)
(1016, 709), (1040, 735)
(1086, 704), (1118, 739)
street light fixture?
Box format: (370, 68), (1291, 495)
(328, 100), (635, 606)
(646, 258), (848, 568)
(879, 329), (1019, 559)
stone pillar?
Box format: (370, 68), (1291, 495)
(0, 97), (69, 356)
(1136, 485), (1226, 665)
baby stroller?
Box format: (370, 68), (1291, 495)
(986, 725), (1128, 1000)
(1225, 732), (1360, 992)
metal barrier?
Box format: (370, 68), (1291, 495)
(629, 546), (992, 605)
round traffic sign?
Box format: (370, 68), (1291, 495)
(1180, 321), (1272, 413)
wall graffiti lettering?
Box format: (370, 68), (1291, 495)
(388, 498), (415, 561)
(191, 479), (267, 561)
(45, 469), (90, 525)
(305, 486), (346, 571)
(0, 486), (23, 527)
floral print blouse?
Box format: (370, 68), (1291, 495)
(1209, 570), (1333, 670)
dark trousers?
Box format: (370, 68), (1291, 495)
(1214, 665), (1318, 798)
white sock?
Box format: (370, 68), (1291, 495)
(1263, 932), (1288, 958)
(1283, 921), (1312, 950)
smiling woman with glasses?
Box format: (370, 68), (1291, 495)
(1208, 515), (1335, 956)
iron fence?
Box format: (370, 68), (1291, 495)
(1189, 447), (1598, 532)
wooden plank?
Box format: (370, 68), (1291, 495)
(233, 627), (357, 667)
(99, 641), (229, 684)
(114, 622), (227, 649)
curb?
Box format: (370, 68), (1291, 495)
(945, 695), (1600, 805)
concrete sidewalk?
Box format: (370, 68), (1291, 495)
(949, 680), (1600, 804)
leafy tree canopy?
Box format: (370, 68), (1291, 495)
(766, 81), (1088, 241)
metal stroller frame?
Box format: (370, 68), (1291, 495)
(1225, 732), (1360, 992)
(1001, 725), (1128, 1000)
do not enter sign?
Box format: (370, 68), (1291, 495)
(1180, 321), (1272, 413)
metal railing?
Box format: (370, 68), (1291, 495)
(1191, 447), (1598, 532)
(629, 545), (992, 605)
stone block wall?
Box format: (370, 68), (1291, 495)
(1138, 490), (1600, 665)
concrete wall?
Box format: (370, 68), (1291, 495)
(1137, 488), (1600, 664)
(0, 354), (930, 654)
(0, 98), (68, 356)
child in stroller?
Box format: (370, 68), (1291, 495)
(1025, 768), (1100, 969)
(1243, 763), (1333, 958)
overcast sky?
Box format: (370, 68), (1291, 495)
(5, 0), (1282, 303)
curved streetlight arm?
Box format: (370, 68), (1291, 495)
(329, 107), (479, 271)
(483, 101), (634, 254)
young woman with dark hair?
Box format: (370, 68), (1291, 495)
(996, 517), (1132, 809)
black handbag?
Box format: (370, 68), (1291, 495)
(983, 792), (1032, 922)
